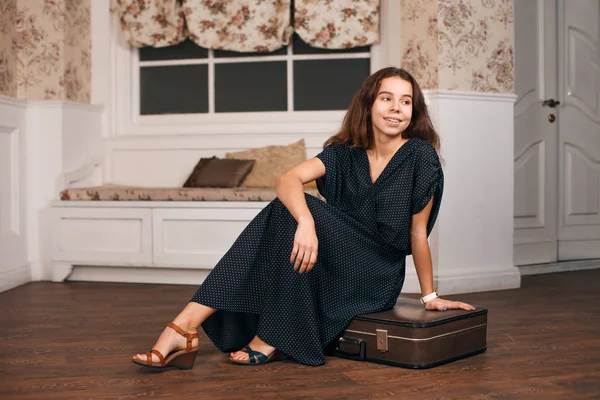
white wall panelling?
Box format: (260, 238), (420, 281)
(0, 95), (103, 292)
(103, 133), (332, 187)
(425, 90), (521, 294)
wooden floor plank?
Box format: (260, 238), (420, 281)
(0, 269), (599, 399)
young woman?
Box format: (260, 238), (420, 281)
(132, 67), (474, 369)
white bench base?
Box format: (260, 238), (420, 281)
(51, 200), (267, 285)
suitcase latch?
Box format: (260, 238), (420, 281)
(376, 329), (389, 352)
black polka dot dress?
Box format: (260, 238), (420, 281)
(191, 138), (443, 366)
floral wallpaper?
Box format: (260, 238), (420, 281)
(0, 0), (17, 97)
(0, 0), (91, 102)
(63, 0), (92, 102)
(438, 0), (513, 92)
(399, 0), (438, 90)
(400, 0), (514, 93)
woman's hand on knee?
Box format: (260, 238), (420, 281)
(291, 219), (318, 274)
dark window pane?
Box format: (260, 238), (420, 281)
(214, 46), (287, 58)
(292, 33), (370, 55)
(139, 39), (208, 61)
(294, 59), (370, 111)
(215, 62), (287, 112)
(140, 65), (208, 115)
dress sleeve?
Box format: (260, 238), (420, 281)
(412, 144), (444, 217)
(315, 144), (338, 199)
(315, 144), (337, 173)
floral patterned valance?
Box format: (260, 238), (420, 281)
(183, 0), (293, 52)
(116, 0), (380, 52)
(294, 0), (380, 49)
(116, 0), (187, 48)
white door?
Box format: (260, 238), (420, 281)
(514, 0), (559, 265)
(0, 126), (28, 292)
(557, 0), (600, 260)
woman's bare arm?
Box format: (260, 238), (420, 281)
(276, 157), (326, 273)
(411, 198), (475, 311)
(411, 199), (436, 297)
(276, 157), (325, 224)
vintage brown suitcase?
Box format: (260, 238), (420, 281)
(330, 298), (487, 369)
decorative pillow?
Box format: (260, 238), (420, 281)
(183, 157), (256, 188)
(226, 139), (316, 188)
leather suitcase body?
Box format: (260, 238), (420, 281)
(330, 298), (488, 369)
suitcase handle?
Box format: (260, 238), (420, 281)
(334, 336), (366, 360)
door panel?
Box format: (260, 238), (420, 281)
(514, 0), (559, 265)
(558, 0), (600, 260)
(0, 126), (28, 291)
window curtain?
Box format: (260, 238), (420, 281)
(116, 0), (380, 51)
(182, 0), (293, 52)
(116, 0), (187, 47)
(294, 0), (380, 49)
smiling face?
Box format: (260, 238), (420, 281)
(370, 77), (413, 140)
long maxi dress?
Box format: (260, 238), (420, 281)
(191, 137), (444, 366)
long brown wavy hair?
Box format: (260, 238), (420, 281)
(325, 67), (440, 151)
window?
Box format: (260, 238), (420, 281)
(137, 34), (371, 115)
(109, 0), (398, 136)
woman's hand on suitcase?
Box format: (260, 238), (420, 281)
(291, 219), (319, 274)
(425, 297), (475, 312)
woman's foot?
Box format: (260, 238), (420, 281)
(230, 336), (275, 362)
(132, 322), (199, 365)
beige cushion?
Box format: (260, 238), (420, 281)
(226, 139), (316, 188)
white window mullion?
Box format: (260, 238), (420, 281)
(287, 43), (294, 112)
(213, 55), (288, 63)
(208, 49), (215, 114)
(132, 48), (140, 120)
(291, 53), (369, 61)
(138, 59), (209, 67)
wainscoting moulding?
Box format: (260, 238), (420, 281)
(0, 95), (103, 292)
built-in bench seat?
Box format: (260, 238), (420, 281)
(49, 135), (331, 287)
(51, 183), (321, 286)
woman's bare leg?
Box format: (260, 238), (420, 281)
(132, 302), (217, 363)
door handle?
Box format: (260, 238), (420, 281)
(542, 99), (561, 108)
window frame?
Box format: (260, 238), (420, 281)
(109, 0), (401, 137)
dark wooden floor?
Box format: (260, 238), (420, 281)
(0, 270), (599, 400)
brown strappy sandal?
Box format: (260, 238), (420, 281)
(132, 322), (199, 370)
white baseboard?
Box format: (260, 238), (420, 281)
(0, 264), (31, 292)
(29, 261), (48, 281)
(67, 265), (211, 286)
(434, 266), (521, 295)
(63, 263), (521, 297)
(519, 259), (600, 276)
